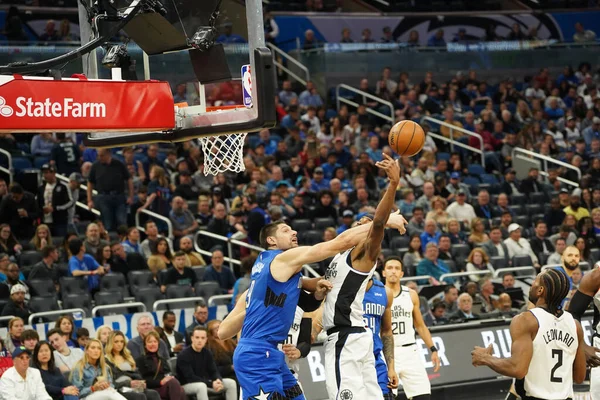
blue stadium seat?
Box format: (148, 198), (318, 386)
(436, 152), (450, 161)
(33, 157), (50, 169)
(480, 174), (499, 185)
(12, 157), (32, 171)
(468, 165), (485, 176)
(463, 177), (480, 187)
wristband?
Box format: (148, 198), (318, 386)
(91, 386), (95, 393)
(430, 346), (438, 353)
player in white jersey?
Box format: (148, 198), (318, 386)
(473, 268), (586, 400)
(382, 256), (440, 400)
(566, 260), (600, 399)
(323, 154), (405, 400)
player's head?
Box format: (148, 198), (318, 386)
(561, 245), (581, 271)
(382, 256), (403, 283)
(259, 220), (298, 250)
(529, 268), (570, 315)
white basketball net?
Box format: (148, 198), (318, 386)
(198, 133), (248, 176)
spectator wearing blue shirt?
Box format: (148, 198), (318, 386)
(416, 243), (452, 284)
(397, 189), (416, 216)
(331, 138), (352, 167)
(427, 29), (446, 47)
(30, 133), (55, 157)
(216, 22), (247, 44)
(310, 167), (330, 192)
(336, 210), (355, 235)
(420, 219), (441, 252)
(203, 249), (236, 294)
(67, 238), (105, 293)
(583, 117), (600, 146)
(258, 129), (278, 155)
(365, 136), (383, 162)
(544, 98), (565, 120)
(321, 153), (341, 180)
(121, 227), (142, 255)
(280, 105), (299, 131)
(82, 148), (97, 163)
(298, 81), (324, 109)
(563, 87), (578, 109)
(278, 80), (298, 107)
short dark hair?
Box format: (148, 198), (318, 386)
(76, 327), (89, 338)
(444, 285), (458, 294)
(68, 238), (83, 257)
(490, 225), (502, 233)
(163, 311), (176, 321)
(412, 206), (424, 214)
(174, 251), (185, 258)
(559, 224), (571, 233)
(244, 194), (258, 205)
(383, 256), (403, 269)
(42, 245), (57, 258)
(9, 183), (23, 194)
(259, 220), (287, 249)
(47, 328), (63, 339)
(192, 326), (207, 335)
(535, 220), (546, 228)
(439, 233), (450, 240)
(21, 329), (39, 341)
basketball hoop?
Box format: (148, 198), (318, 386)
(198, 105), (248, 176)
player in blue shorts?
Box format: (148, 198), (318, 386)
(227, 215), (406, 400)
(364, 278), (398, 400)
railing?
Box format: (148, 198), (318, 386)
(493, 266), (537, 278)
(336, 84), (395, 124)
(193, 230), (321, 278)
(208, 294), (234, 307)
(91, 302), (146, 317)
(55, 173), (101, 216)
(136, 209), (174, 240)
(400, 275), (432, 283)
(0, 148), (12, 184)
(0, 315), (15, 324)
(153, 297), (206, 312)
(440, 270), (492, 283)
(511, 147), (581, 188)
(422, 116), (486, 168)
(267, 42), (310, 86)
(28, 308), (86, 325)
(541, 262), (589, 272)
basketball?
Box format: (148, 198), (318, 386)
(388, 120), (426, 157)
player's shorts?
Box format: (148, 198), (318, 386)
(374, 350), (391, 396)
(234, 338), (305, 400)
(590, 336), (600, 400)
(395, 343), (431, 398)
(324, 326), (383, 400)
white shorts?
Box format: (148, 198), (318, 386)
(591, 336), (600, 400)
(395, 344), (431, 398)
(324, 327), (383, 400)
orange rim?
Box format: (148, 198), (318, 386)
(206, 105), (246, 112)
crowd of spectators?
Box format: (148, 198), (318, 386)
(0, 311), (237, 400)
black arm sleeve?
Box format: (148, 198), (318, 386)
(296, 318), (312, 358)
(298, 290), (322, 313)
(568, 290), (593, 321)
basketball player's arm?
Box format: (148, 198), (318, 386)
(574, 319), (586, 384)
(217, 290), (247, 340)
(310, 304), (324, 343)
(566, 268), (600, 366)
(381, 287), (398, 388)
(471, 312), (535, 379)
(410, 289), (441, 372)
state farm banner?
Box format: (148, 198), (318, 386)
(0, 75), (175, 133)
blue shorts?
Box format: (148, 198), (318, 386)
(233, 338), (305, 400)
(375, 350), (390, 395)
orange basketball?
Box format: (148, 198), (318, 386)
(388, 120), (426, 157)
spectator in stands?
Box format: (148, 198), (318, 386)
(473, 190), (492, 220)
(415, 182), (435, 213)
(545, 197), (567, 231)
(54, 316), (76, 348)
(206, 320), (237, 382)
(159, 312), (184, 357)
(573, 22), (597, 42)
(0, 345), (52, 400)
(445, 218), (466, 244)
(402, 234), (423, 275)
(436, 234), (452, 261)
(68, 238), (105, 294)
(468, 218), (489, 246)
(420, 219), (441, 252)
(443, 286), (458, 314)
(529, 220), (554, 265)
(0, 226), (21, 259)
(71, 339), (127, 400)
(0, 184), (39, 241)
(169, 196), (198, 243)
(87, 149), (133, 232)
(51, 133), (80, 176)
(519, 168), (543, 198)
(76, 329), (89, 350)
(446, 173), (470, 202)
(160, 251), (197, 294)
(31, 133), (56, 157)
(299, 82), (323, 109)
(242, 195), (269, 244)
(504, 223), (540, 268)
(405, 207), (424, 237)
(215, 21), (246, 44)
(204, 250), (235, 294)
(104, 331), (161, 400)
(22, 330), (39, 352)
(302, 29), (319, 50)
(476, 278), (497, 314)
(173, 171), (198, 201)
(32, 341), (79, 400)
(3, 318), (23, 354)
(122, 228), (142, 255)
(550, 224), (577, 246)
(493, 193), (513, 218)
(29, 224), (52, 252)
(186, 305), (209, 342)
(278, 81), (298, 108)
(446, 189), (476, 224)
(417, 243), (450, 284)
(502, 273), (516, 291)
(0, 264), (29, 301)
(37, 164), (73, 238)
(449, 292), (479, 322)
(547, 237), (567, 265)
(96, 326), (112, 347)
(466, 248), (493, 282)
(427, 29), (446, 47)
(135, 331), (185, 400)
(47, 329), (83, 373)
(127, 316), (170, 361)
(140, 221), (163, 260)
(482, 226), (510, 268)
(411, 159), (434, 190)
(177, 326), (237, 400)
(1, 285), (32, 321)
(0, 179), (6, 204)
(426, 196), (449, 228)
(147, 238), (174, 284)
(28, 246), (60, 293)
(429, 300), (447, 326)
(564, 193), (590, 221)
(83, 223), (108, 257)
(395, 189), (415, 216)
(178, 237), (204, 267)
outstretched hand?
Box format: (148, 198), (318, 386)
(386, 211), (408, 235)
(375, 154), (400, 184)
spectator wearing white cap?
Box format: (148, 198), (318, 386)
(0, 346), (51, 400)
(0, 284), (33, 324)
(503, 223), (539, 269)
(0, 264), (29, 302)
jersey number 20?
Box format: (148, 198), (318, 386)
(391, 321), (405, 335)
(550, 349), (563, 383)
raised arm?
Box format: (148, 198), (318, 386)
(410, 289), (440, 372)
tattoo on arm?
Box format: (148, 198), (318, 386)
(382, 334), (394, 365)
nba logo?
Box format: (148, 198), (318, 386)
(241, 64), (253, 108)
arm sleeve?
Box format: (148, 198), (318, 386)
(70, 369), (92, 397)
(177, 352), (209, 385)
(297, 318), (312, 358)
(34, 371), (53, 400)
(0, 373), (16, 400)
(42, 371), (67, 396)
(297, 290), (323, 313)
(136, 357), (161, 389)
(568, 291), (593, 321)
(56, 183), (75, 211)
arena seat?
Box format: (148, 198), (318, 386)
(291, 219), (313, 232)
(28, 279), (57, 298)
(134, 287), (164, 310)
(194, 281), (221, 300)
(158, 269), (171, 286)
(192, 266), (207, 282)
(59, 277), (89, 297)
(62, 293), (92, 315)
(512, 255), (533, 268)
(166, 285), (194, 299)
(529, 192), (547, 203)
(490, 256), (508, 270)
(20, 250), (43, 269)
(390, 236), (410, 249)
(314, 217), (336, 230)
(128, 270), (155, 292)
(29, 296), (60, 314)
(510, 193), (527, 206)
(100, 273), (130, 298)
(94, 290), (125, 306)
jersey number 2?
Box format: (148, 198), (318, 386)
(245, 281), (256, 309)
(550, 349), (563, 383)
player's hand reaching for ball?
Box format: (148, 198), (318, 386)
(282, 344), (301, 360)
(375, 154), (400, 185)
(386, 211), (408, 235)
(471, 345), (494, 367)
(314, 279), (333, 300)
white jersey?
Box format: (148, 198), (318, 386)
(517, 308), (577, 400)
(391, 285), (416, 347)
(323, 248), (375, 331)
(279, 306), (304, 371)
